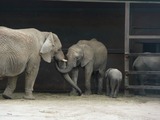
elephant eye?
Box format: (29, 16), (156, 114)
(76, 56), (80, 60)
(57, 48), (61, 52)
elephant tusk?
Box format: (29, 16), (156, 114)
(62, 59), (67, 62)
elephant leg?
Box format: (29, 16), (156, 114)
(2, 76), (18, 99)
(84, 65), (93, 95)
(97, 71), (104, 95)
(139, 75), (146, 96)
(70, 67), (79, 96)
(113, 81), (120, 98)
(106, 78), (110, 96)
(92, 72), (98, 94)
(24, 57), (40, 100)
(110, 79), (116, 97)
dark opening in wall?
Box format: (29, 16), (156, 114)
(0, 1), (125, 92)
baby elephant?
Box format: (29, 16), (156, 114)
(105, 68), (122, 98)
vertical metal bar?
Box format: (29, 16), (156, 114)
(124, 2), (130, 95)
(125, 2), (130, 54)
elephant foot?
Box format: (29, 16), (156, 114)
(2, 94), (12, 99)
(24, 89), (35, 100)
(84, 90), (92, 95)
(97, 91), (103, 95)
(23, 92), (35, 100)
(109, 94), (112, 97)
(139, 90), (146, 96)
(106, 93), (110, 96)
(112, 94), (117, 98)
(2, 89), (13, 99)
(70, 90), (79, 96)
(23, 95), (35, 100)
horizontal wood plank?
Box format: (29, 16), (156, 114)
(126, 85), (160, 90)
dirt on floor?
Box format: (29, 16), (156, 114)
(0, 93), (160, 120)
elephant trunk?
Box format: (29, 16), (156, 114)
(55, 62), (82, 95)
(55, 62), (73, 73)
(63, 74), (82, 96)
(55, 50), (65, 62)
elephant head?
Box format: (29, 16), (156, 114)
(40, 33), (66, 63)
(56, 43), (94, 73)
(39, 32), (82, 95)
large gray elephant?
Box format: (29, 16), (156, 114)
(56, 39), (108, 95)
(105, 68), (122, 98)
(0, 26), (81, 100)
(133, 54), (160, 95)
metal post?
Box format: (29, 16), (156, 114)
(124, 2), (130, 95)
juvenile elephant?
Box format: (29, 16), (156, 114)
(133, 54), (160, 95)
(0, 26), (82, 100)
(105, 68), (122, 98)
(56, 39), (108, 95)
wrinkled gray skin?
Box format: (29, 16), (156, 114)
(0, 26), (81, 100)
(133, 55), (160, 95)
(56, 39), (107, 95)
(105, 68), (122, 98)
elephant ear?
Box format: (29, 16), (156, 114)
(81, 44), (94, 67)
(40, 33), (55, 63)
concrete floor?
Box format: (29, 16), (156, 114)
(0, 93), (160, 120)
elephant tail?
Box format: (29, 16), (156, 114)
(105, 68), (113, 78)
(132, 57), (140, 71)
